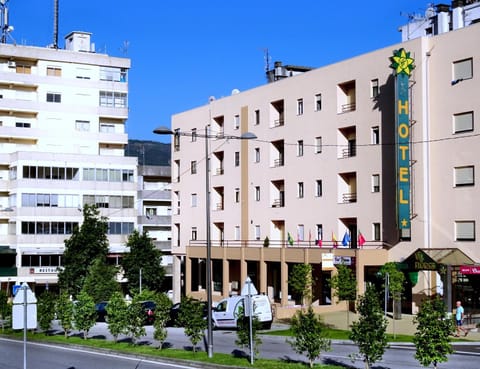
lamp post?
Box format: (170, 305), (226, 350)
(153, 125), (256, 358)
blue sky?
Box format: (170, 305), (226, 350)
(8, 0), (431, 142)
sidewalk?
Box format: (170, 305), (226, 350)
(316, 310), (480, 340)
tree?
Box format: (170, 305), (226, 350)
(0, 290), (11, 331)
(83, 257), (121, 303)
(287, 306), (331, 368)
(106, 291), (129, 343)
(56, 292), (74, 338)
(73, 290), (97, 339)
(413, 297), (454, 369)
(178, 296), (207, 353)
(58, 204), (109, 297)
(350, 283), (388, 369)
(153, 292), (173, 349)
(329, 263), (357, 325)
(235, 303), (262, 360)
(288, 263), (313, 306)
(125, 297), (147, 345)
(121, 230), (165, 294)
(37, 291), (56, 334)
(379, 262), (405, 337)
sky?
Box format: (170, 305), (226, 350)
(7, 0), (432, 143)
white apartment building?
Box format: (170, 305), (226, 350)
(170, 2), (480, 317)
(0, 31), (137, 294)
(137, 165), (173, 290)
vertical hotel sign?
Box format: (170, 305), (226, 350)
(390, 49), (414, 236)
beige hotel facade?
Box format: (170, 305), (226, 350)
(170, 4), (480, 317)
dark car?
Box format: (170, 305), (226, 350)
(141, 300), (156, 325)
(95, 301), (108, 322)
(168, 300), (208, 327)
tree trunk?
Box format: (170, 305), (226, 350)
(309, 358), (313, 368)
(364, 359), (371, 369)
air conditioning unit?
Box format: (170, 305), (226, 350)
(7, 61), (16, 68)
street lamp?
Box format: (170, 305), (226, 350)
(153, 125), (256, 358)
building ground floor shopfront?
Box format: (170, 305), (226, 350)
(177, 244), (480, 319)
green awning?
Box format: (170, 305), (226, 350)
(0, 246), (16, 254)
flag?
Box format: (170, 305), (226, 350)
(332, 232), (338, 248)
(287, 232), (294, 246)
(342, 231), (351, 246)
(358, 231), (366, 247)
(308, 229), (312, 244)
(317, 238), (322, 247)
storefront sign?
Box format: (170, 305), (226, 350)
(29, 267), (58, 274)
(460, 265), (480, 274)
(390, 48), (414, 235)
(321, 253), (334, 271)
(334, 256), (353, 266)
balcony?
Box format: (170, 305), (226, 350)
(137, 214), (171, 225)
(272, 198), (285, 208)
(341, 102), (356, 113)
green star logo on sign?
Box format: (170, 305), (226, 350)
(390, 48), (415, 76)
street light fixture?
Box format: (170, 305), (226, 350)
(153, 124), (257, 358)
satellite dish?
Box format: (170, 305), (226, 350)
(231, 88), (240, 95)
(425, 6), (435, 18)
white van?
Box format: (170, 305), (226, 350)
(212, 294), (273, 330)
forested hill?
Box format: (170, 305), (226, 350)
(124, 140), (171, 166)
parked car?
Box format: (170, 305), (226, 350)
(95, 301), (108, 322)
(168, 300), (208, 327)
(212, 294), (273, 330)
(141, 300), (156, 325)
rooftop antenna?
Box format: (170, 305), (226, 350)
(120, 40), (129, 55)
(53, 0), (59, 49)
(0, 0), (14, 44)
(263, 48), (271, 73)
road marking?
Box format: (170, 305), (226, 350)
(0, 338), (196, 369)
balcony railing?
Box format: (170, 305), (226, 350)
(216, 203), (224, 210)
(272, 198), (285, 207)
(341, 102), (356, 113)
(341, 147), (357, 158)
(342, 192), (357, 203)
(273, 158), (284, 167)
(215, 168), (224, 175)
(273, 118), (285, 127)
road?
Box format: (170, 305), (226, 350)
(1, 322), (479, 369)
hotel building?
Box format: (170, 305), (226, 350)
(169, 1), (480, 316)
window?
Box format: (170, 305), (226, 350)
(234, 114), (240, 130)
(191, 128), (197, 142)
(371, 126), (380, 144)
(47, 66), (62, 76)
(191, 227), (197, 241)
(191, 161), (197, 174)
(191, 193), (197, 207)
(297, 224), (304, 241)
(315, 136), (322, 153)
(75, 120), (90, 131)
(297, 182), (304, 198)
(453, 58), (473, 81)
(315, 93), (322, 111)
(297, 98), (304, 115)
(316, 224), (323, 243)
(373, 223), (381, 241)
(173, 129), (180, 151)
(297, 140), (304, 156)
(234, 226), (240, 241)
(46, 93), (61, 103)
(315, 180), (323, 197)
(454, 112), (473, 133)
(372, 174), (380, 192)
(371, 79), (379, 97)
(254, 148), (260, 163)
(255, 225), (261, 240)
(15, 122), (31, 128)
(99, 91), (127, 108)
(455, 221), (475, 241)
(234, 152), (240, 167)
(235, 188), (240, 203)
(100, 67), (124, 82)
(16, 64), (32, 74)
(99, 123), (115, 133)
(255, 186), (260, 201)
(454, 166), (474, 186)
(254, 110), (260, 125)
